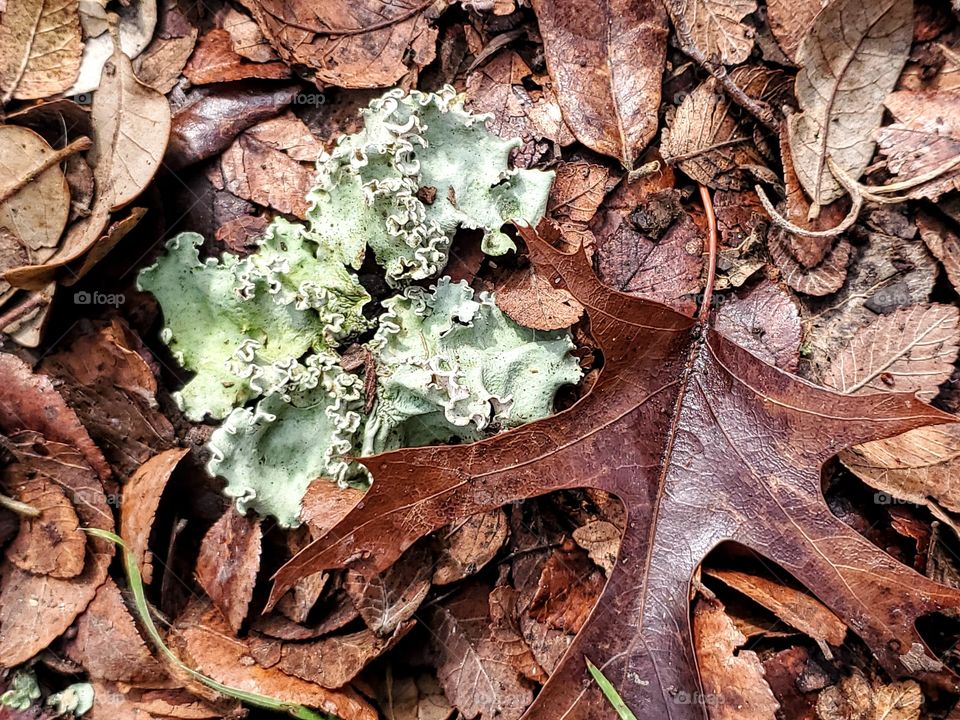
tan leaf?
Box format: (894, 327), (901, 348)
(876, 91), (960, 202)
(172, 599), (378, 720)
(64, 577), (166, 683)
(679, 0), (757, 65)
(195, 510), (262, 633)
(345, 544), (432, 636)
(816, 669), (921, 720)
(768, 229), (850, 297)
(494, 264), (584, 331)
(530, 0), (667, 169)
(219, 6), (277, 63)
(133, 31), (198, 94)
(823, 303), (960, 401)
(918, 211), (960, 293)
(488, 585), (547, 684)
(120, 448), (190, 585)
(5, 471), (85, 578)
(571, 520), (620, 575)
(91, 681), (225, 720)
(662, 66), (788, 190)
(245, 112), (324, 163)
(705, 568), (847, 646)
(0, 433), (114, 667)
(693, 598), (779, 720)
(214, 132), (312, 218)
(90, 43), (171, 210)
(788, 0), (914, 207)
(765, 0), (826, 63)
(241, 0), (437, 89)
(370, 670), (454, 720)
(0, 0), (82, 102)
(433, 509), (509, 585)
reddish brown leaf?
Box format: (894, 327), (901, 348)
(195, 510), (262, 633)
(274, 220), (960, 719)
(693, 598), (780, 719)
(5, 471), (84, 578)
(494, 264), (584, 331)
(370, 670), (455, 720)
(762, 646), (823, 720)
(184, 28), (289, 85)
(489, 585), (548, 684)
(299, 479), (364, 536)
(433, 509), (509, 585)
(91, 681), (225, 720)
(120, 449), (190, 585)
(527, 541), (604, 635)
(64, 577), (166, 683)
(0, 433), (113, 667)
(345, 545), (432, 636)
(918, 210), (960, 293)
(531, 0), (667, 169)
(172, 600), (377, 720)
(213, 133), (312, 218)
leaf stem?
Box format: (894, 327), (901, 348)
(698, 183), (717, 324)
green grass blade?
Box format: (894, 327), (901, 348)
(585, 658), (638, 720)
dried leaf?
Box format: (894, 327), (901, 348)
(571, 520), (620, 575)
(918, 211), (960, 293)
(195, 510), (262, 633)
(816, 670), (921, 720)
(495, 264), (584, 331)
(788, 0), (914, 207)
(213, 133), (312, 218)
(693, 598), (779, 720)
(433, 509), (509, 585)
(183, 28), (289, 85)
(768, 230), (850, 297)
(713, 279), (801, 371)
(371, 670), (454, 720)
(241, 0), (437, 89)
(765, 0), (825, 62)
(0, 433), (113, 667)
(220, 6), (277, 63)
(0, 0), (82, 101)
(245, 112), (324, 163)
(63, 577), (166, 683)
(705, 568), (847, 646)
(120, 448), (189, 585)
(275, 220), (960, 718)
(133, 29), (198, 94)
(172, 599), (377, 720)
(345, 544), (432, 636)
(531, 0), (667, 169)
(679, 0), (757, 65)
(527, 542), (604, 635)
(5, 472), (85, 578)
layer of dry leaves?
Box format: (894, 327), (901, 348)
(3, 0), (960, 720)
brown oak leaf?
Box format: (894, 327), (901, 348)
(272, 220), (960, 719)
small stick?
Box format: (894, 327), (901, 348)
(0, 136), (92, 206)
(0, 492), (40, 518)
(698, 183), (718, 324)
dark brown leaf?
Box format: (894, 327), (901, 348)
(527, 541), (604, 635)
(196, 510), (262, 633)
(433, 509), (509, 585)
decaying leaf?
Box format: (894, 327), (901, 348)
(527, 541), (604, 635)
(816, 669), (922, 720)
(274, 220), (960, 719)
(918, 211), (960, 294)
(494, 263), (584, 331)
(713, 279), (801, 371)
(531, 0), (667, 169)
(692, 598), (779, 720)
(183, 28), (289, 85)
(768, 230), (850, 297)
(195, 510), (262, 633)
(788, 0), (914, 208)
(677, 0), (757, 66)
(0, 0), (82, 102)
(241, 0), (438, 88)
(765, 0), (825, 63)
(370, 669), (455, 720)
(433, 509), (509, 585)
(345, 544), (432, 636)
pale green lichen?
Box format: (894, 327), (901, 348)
(137, 224), (370, 420)
(47, 683), (94, 716)
(137, 87), (574, 528)
(1, 669), (40, 711)
(362, 278), (583, 454)
(307, 85), (554, 286)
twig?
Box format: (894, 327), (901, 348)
(0, 136), (91, 206)
(0, 292), (47, 330)
(0, 493), (39, 518)
(661, 0), (779, 133)
(698, 183), (717, 324)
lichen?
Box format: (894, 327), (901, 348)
(306, 86), (554, 286)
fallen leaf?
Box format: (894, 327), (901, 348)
(0, 433), (113, 667)
(816, 669), (922, 720)
(40, 319), (175, 478)
(823, 303), (959, 401)
(219, 6), (277, 63)
(345, 544), (432, 636)
(0, 0), (82, 102)
(876, 90), (960, 201)
(917, 211), (960, 293)
(90, 681), (225, 720)
(165, 83), (299, 169)
(244, 112), (324, 162)
(299, 479), (365, 536)
(195, 510), (262, 633)
(531, 0), (667, 169)
(428, 582), (534, 720)
(120, 448), (190, 585)
(0, 353), (110, 482)
(788, 0), (914, 207)
(768, 230), (850, 296)
(494, 263), (584, 331)
(63, 577), (166, 683)
(253, 588), (360, 641)
(183, 28), (289, 85)
(433, 508), (509, 585)
(4, 471), (85, 578)
(0, 282), (53, 347)
(275, 220), (960, 718)
(765, 0), (825, 62)
(527, 541), (604, 635)
(705, 568), (847, 646)
(662, 67), (788, 190)
(489, 584), (548, 684)
(241, 0), (438, 88)
(133, 28), (198, 94)
(678, 0), (757, 65)
(713, 279), (801, 371)
(172, 599), (378, 720)
(571, 520), (620, 574)
(761, 646), (824, 720)
(370, 669), (455, 720)
(547, 160), (611, 232)
(693, 598), (779, 720)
